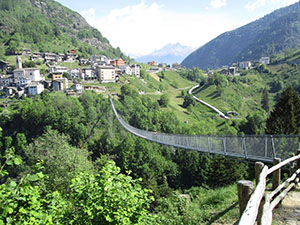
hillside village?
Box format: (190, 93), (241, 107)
(0, 49), (142, 98)
(0, 48), (271, 99)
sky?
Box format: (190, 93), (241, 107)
(55, 0), (299, 57)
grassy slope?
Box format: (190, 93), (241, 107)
(192, 72), (273, 118)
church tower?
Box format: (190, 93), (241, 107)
(16, 56), (22, 69)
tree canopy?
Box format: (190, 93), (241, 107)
(266, 87), (300, 134)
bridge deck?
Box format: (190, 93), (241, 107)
(109, 95), (300, 163)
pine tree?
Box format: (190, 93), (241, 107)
(261, 87), (270, 113)
(266, 87), (300, 134)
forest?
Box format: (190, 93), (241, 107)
(1, 82), (299, 224)
(0, 0), (125, 59)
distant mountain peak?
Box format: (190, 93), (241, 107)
(136, 43), (194, 64)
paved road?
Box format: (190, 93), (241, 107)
(189, 85), (229, 119)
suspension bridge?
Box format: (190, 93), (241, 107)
(109, 95), (300, 163)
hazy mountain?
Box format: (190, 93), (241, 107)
(182, 1), (300, 69)
(135, 43), (194, 64)
(0, 0), (124, 58)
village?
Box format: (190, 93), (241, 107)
(0, 48), (271, 99)
(0, 49), (145, 98)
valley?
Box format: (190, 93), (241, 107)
(1, 0), (300, 224)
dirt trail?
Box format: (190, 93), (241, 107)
(148, 72), (160, 82)
(273, 183), (300, 225)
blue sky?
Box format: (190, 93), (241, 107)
(55, 0), (299, 56)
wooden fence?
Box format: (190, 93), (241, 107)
(238, 150), (300, 225)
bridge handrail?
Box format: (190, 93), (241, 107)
(239, 152), (300, 225)
(109, 95), (300, 163)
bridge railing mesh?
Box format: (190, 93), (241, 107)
(110, 96), (299, 162)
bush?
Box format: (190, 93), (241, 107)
(158, 94), (169, 107)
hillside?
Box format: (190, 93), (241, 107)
(135, 43), (194, 64)
(182, 1), (300, 70)
(0, 0), (124, 58)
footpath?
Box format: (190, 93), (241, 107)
(273, 183), (300, 225)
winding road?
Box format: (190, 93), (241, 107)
(188, 85), (229, 119)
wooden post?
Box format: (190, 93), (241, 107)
(297, 150), (300, 170)
(255, 162), (264, 185)
(272, 158), (281, 190)
(237, 180), (254, 216)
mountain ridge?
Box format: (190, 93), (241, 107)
(0, 0), (124, 59)
(181, 1), (300, 69)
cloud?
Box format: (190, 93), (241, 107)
(210, 0), (227, 8)
(246, 0), (298, 10)
(270, 0), (298, 4)
(245, 0), (266, 10)
(81, 1), (244, 56)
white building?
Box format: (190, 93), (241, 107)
(96, 65), (116, 83)
(52, 78), (68, 91)
(130, 64), (140, 77)
(26, 68), (42, 82)
(0, 75), (14, 87)
(90, 55), (109, 65)
(49, 66), (68, 73)
(259, 57), (270, 65)
(71, 83), (83, 93)
(13, 68), (42, 86)
(69, 69), (81, 79)
(239, 61), (252, 70)
(26, 82), (44, 96)
(121, 65), (132, 75)
(81, 68), (96, 80)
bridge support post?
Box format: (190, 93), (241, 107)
(255, 162), (264, 185)
(237, 180), (254, 216)
(272, 158), (281, 190)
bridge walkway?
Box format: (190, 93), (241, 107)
(109, 95), (300, 163)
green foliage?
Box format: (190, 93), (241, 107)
(182, 95), (195, 108)
(1, 93), (88, 145)
(0, 86), (251, 224)
(158, 94), (170, 107)
(257, 64), (271, 74)
(261, 87), (270, 113)
(25, 128), (93, 192)
(120, 84), (138, 99)
(0, 147), (67, 224)
(173, 150), (247, 188)
(153, 185), (239, 224)
(179, 67), (206, 83)
(0, 44), (5, 60)
(191, 71), (267, 119)
(22, 60), (36, 68)
(239, 111), (267, 134)
(115, 136), (177, 198)
(0, 0), (124, 58)
(0, 146), (154, 224)
(66, 161), (154, 224)
(266, 86), (300, 134)
(213, 73), (229, 88)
